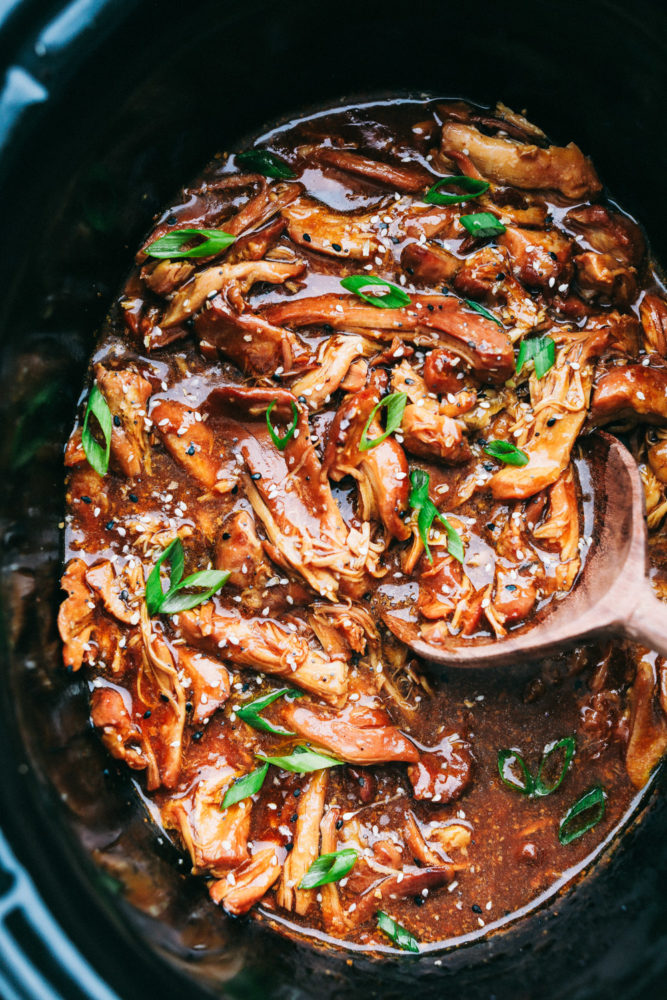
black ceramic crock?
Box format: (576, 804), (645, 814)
(0, 1), (666, 998)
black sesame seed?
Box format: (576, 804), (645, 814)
(549, 251), (558, 261)
(186, 443), (196, 456)
(335, 819), (344, 830)
(231, 485), (239, 494)
(222, 532), (231, 540)
(331, 242), (342, 252)
(285, 842), (294, 852)
(105, 521), (114, 530)
(505, 584), (517, 592)
(192, 731), (203, 741)
(143, 710), (152, 719)
(251, 472), (262, 480)
(160, 693), (170, 703)
(414, 896), (425, 906)
(81, 495), (92, 504)
(290, 813), (298, 823)
(547, 417), (557, 427)
(119, 589), (129, 601)
(486, 522), (496, 531)
(496, 272), (506, 281)
(293, 788), (301, 798)
(472, 903), (482, 914)
(483, 462), (494, 472)
(129, 493), (138, 503)
(185, 701), (193, 712)
(113, 415), (121, 427)
(302, 233), (311, 243)
(427, 304), (435, 312)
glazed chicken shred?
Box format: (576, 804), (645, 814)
(59, 99), (667, 949)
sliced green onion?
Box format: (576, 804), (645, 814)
(236, 149), (295, 179)
(423, 175), (489, 206)
(256, 745), (343, 773)
(299, 849), (358, 889)
(237, 687), (304, 737)
(266, 400), (299, 451)
(145, 537), (229, 616)
(377, 911), (420, 953)
(460, 212), (506, 239)
(515, 336), (556, 380)
(221, 763), (269, 809)
(535, 736), (576, 797)
(145, 227), (236, 259)
(497, 749), (535, 795)
(82, 385), (113, 477)
(340, 274), (411, 309)
(483, 440), (529, 467)
(408, 469), (464, 564)
(463, 298), (502, 326)
(558, 786), (606, 845)
(359, 392), (407, 452)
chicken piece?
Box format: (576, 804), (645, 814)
(196, 297), (311, 376)
(84, 560), (138, 625)
(407, 734), (473, 803)
(313, 147), (432, 192)
(280, 701), (418, 765)
(590, 364), (667, 426)
(430, 823), (472, 855)
(440, 120), (601, 201)
(391, 360), (471, 464)
(309, 603), (378, 657)
(318, 807), (346, 934)
(225, 179), (303, 237)
(162, 775), (252, 876)
(404, 812), (449, 867)
(417, 553), (483, 636)
(625, 654), (667, 788)
(290, 334), (368, 411)
(175, 647), (230, 723)
(209, 385), (375, 599)
(423, 348), (470, 395)
(400, 241), (461, 285)
(162, 259), (306, 327)
(224, 217), (286, 265)
(263, 293), (515, 383)
(58, 559), (95, 671)
(490, 324), (610, 499)
(94, 365), (153, 478)
(401, 202), (462, 241)
(564, 205), (644, 267)
(276, 770), (328, 915)
(648, 438), (667, 485)
(350, 865), (453, 925)
(215, 510), (272, 590)
(179, 604), (348, 706)
(280, 196), (381, 260)
(141, 259), (195, 297)
(151, 400), (235, 491)
(499, 226), (573, 290)
(640, 295), (667, 355)
(138, 608), (187, 789)
(90, 687), (157, 782)
(532, 467), (581, 591)
(453, 245), (544, 330)
(209, 845), (283, 915)
(573, 251), (637, 308)
(322, 378), (410, 541)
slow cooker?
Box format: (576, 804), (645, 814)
(0, 1), (666, 997)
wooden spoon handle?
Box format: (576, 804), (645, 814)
(624, 584), (667, 657)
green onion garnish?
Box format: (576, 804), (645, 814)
(221, 763), (269, 809)
(558, 786), (606, 845)
(515, 336), (556, 380)
(82, 385), (113, 477)
(237, 687), (304, 737)
(460, 212), (506, 239)
(423, 175), (490, 206)
(359, 392), (407, 452)
(377, 911), (420, 953)
(535, 736), (576, 797)
(497, 749), (535, 795)
(463, 298), (502, 326)
(409, 469), (464, 564)
(340, 275), (411, 309)
(483, 440), (529, 467)
(145, 537), (229, 616)
(236, 149), (295, 179)
(145, 227), (236, 259)
(299, 849), (358, 889)
(266, 399), (299, 451)
(256, 745), (343, 773)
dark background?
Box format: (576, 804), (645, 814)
(0, 1), (665, 998)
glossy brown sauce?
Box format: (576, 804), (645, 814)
(58, 97), (667, 950)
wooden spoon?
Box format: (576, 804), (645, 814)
(383, 431), (667, 669)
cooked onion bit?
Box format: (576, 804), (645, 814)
(460, 212), (506, 238)
(145, 227), (236, 259)
(340, 274), (411, 309)
(409, 469), (464, 564)
(423, 175), (489, 205)
(82, 385), (113, 477)
(266, 399), (299, 451)
(299, 849), (358, 889)
(376, 911), (420, 952)
(483, 440), (529, 466)
(516, 336), (556, 380)
(221, 763), (269, 809)
(237, 687), (304, 737)
(359, 392), (407, 451)
(256, 746), (344, 773)
(558, 786), (606, 845)
(145, 537), (229, 616)
(236, 149), (295, 179)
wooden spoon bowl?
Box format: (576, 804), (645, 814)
(383, 431), (667, 669)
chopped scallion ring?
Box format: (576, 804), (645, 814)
(515, 336), (556, 380)
(409, 469), (464, 564)
(423, 175), (489, 206)
(359, 392), (407, 451)
(266, 399), (299, 451)
(535, 736), (576, 797)
(145, 537), (229, 616)
(221, 763), (269, 809)
(256, 745), (343, 773)
(299, 849), (358, 889)
(236, 149), (295, 179)
(377, 910), (420, 952)
(497, 749), (535, 795)
(483, 440), (529, 467)
(340, 274), (411, 309)
(237, 687), (304, 737)
(82, 385), (113, 477)
(145, 227), (236, 259)
(460, 212), (506, 239)
(558, 785), (606, 845)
